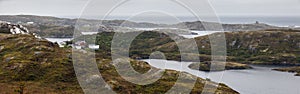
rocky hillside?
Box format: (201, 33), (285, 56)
(153, 29), (300, 65)
(75, 29), (300, 75)
(0, 15), (163, 27)
(0, 33), (238, 93)
(0, 34), (80, 93)
(172, 21), (288, 31)
(82, 29), (300, 66)
(0, 15), (167, 37)
(0, 15), (75, 26)
(0, 21), (30, 34)
(0, 15), (294, 38)
(218, 30), (300, 65)
(95, 30), (300, 66)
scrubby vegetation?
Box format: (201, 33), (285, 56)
(3, 27), (300, 93)
(154, 30), (300, 65)
(25, 24), (75, 38)
(0, 33), (238, 93)
(71, 30), (300, 74)
(95, 58), (238, 94)
(189, 62), (252, 72)
(223, 30), (300, 65)
(75, 31), (182, 60)
(0, 34), (81, 93)
(84, 30), (300, 70)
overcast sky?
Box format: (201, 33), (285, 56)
(1, 0), (300, 18)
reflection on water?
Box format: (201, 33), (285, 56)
(142, 59), (300, 94)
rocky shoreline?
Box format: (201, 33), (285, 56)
(273, 67), (300, 76)
(188, 62), (252, 72)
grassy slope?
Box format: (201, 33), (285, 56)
(223, 30), (300, 65)
(24, 24), (74, 38)
(0, 34), (81, 93)
(82, 30), (300, 74)
(85, 30), (300, 72)
(0, 34), (238, 93)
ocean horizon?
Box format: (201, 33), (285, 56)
(59, 15), (300, 27)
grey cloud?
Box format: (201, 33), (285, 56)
(0, 0), (300, 17)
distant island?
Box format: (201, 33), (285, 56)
(0, 15), (296, 38)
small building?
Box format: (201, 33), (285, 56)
(255, 21), (260, 24)
(73, 41), (99, 50)
(88, 44), (99, 49)
(81, 32), (98, 35)
(74, 41), (87, 49)
(26, 22), (34, 25)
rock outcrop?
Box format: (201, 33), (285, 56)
(0, 21), (29, 34)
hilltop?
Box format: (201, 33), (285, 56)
(0, 32), (238, 93)
(150, 30), (300, 65)
(0, 15), (294, 38)
(173, 21), (287, 31)
(91, 29), (300, 65)
(78, 29), (300, 72)
(0, 33), (80, 93)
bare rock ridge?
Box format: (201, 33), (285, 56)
(0, 21), (29, 34)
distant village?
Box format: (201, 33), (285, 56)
(47, 31), (100, 50)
